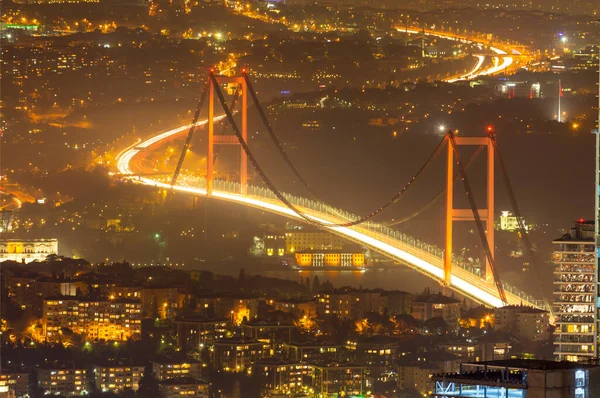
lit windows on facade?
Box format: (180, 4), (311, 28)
(93, 360), (144, 393)
(42, 298), (141, 342)
(552, 221), (597, 361)
(212, 338), (267, 372)
(252, 359), (309, 396)
(151, 360), (202, 381)
(294, 251), (366, 268)
(37, 365), (87, 396)
(0, 372), (29, 397)
(0, 238), (58, 263)
(158, 377), (209, 398)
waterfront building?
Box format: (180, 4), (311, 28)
(294, 250), (366, 268)
(0, 238), (58, 263)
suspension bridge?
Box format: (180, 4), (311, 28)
(115, 71), (548, 311)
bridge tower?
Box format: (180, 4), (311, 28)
(206, 73), (248, 196)
(444, 131), (495, 285)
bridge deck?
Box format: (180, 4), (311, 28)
(128, 174), (543, 309)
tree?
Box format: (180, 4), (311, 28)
(355, 312), (394, 336)
(121, 389), (136, 398)
(320, 280), (334, 291)
(312, 276), (321, 292)
(393, 314), (420, 334)
(423, 317), (450, 335)
(137, 364), (161, 398)
(295, 315), (317, 334)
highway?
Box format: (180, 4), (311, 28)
(115, 121), (544, 310)
(400, 27), (527, 82)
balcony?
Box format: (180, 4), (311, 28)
(553, 345), (595, 354)
(553, 304), (595, 314)
(554, 335), (595, 344)
(555, 315), (595, 323)
(553, 275), (595, 283)
(553, 253), (595, 264)
(554, 264), (595, 273)
(554, 285), (595, 293)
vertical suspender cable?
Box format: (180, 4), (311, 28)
(243, 73), (320, 200)
(491, 135), (552, 313)
(211, 72), (447, 228)
(171, 81), (210, 187)
(386, 146), (484, 226)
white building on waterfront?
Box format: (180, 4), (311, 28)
(0, 238), (58, 263)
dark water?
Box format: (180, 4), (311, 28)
(264, 267), (441, 293)
(200, 258), (444, 294)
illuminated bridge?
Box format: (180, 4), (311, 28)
(115, 72), (547, 311)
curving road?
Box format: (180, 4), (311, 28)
(400, 27), (525, 82)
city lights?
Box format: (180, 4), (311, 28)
(4, 3), (599, 395)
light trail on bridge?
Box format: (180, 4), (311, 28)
(115, 121), (543, 309)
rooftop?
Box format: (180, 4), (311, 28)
(412, 293), (461, 305)
(158, 377), (208, 386)
(150, 356), (200, 365)
(358, 335), (404, 345)
(273, 297), (315, 304)
(174, 316), (228, 324)
(252, 357), (302, 366)
(295, 249), (365, 254)
(497, 305), (547, 314)
(94, 358), (145, 368)
(285, 340), (340, 348)
(308, 360), (365, 369)
(464, 358), (599, 371)
(474, 330), (516, 343)
(212, 337), (264, 345)
(242, 320), (294, 327)
(39, 362), (85, 370)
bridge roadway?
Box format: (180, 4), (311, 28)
(115, 120), (544, 309)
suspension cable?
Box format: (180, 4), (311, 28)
(210, 72), (447, 228)
(490, 135), (552, 313)
(213, 86), (242, 166)
(243, 73), (320, 199)
(447, 132), (508, 305)
(386, 146), (484, 226)
(171, 81), (210, 187)
(242, 72), (447, 226)
(171, 83), (242, 187)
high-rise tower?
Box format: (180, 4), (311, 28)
(553, 221), (596, 361)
